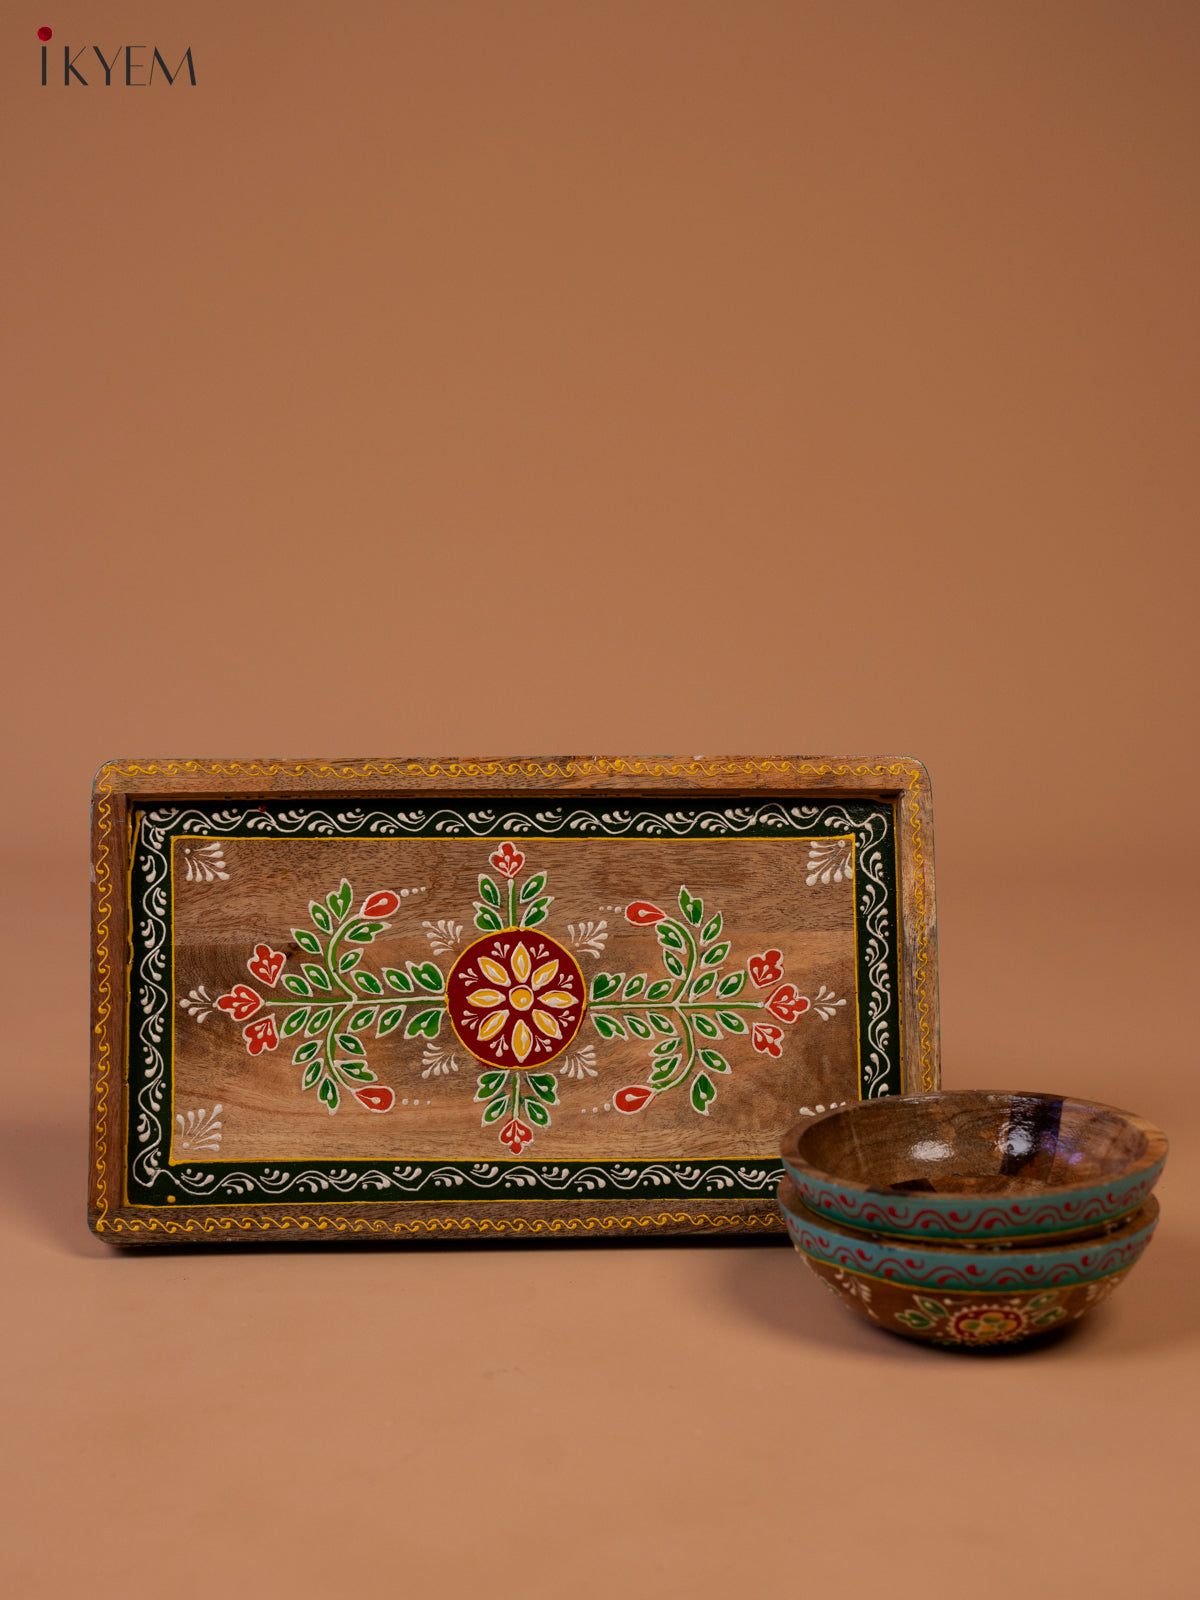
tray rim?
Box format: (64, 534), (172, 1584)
(90, 754), (940, 1244)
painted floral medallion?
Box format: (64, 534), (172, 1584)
(447, 932), (586, 1069)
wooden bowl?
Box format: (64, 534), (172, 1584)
(779, 1178), (1159, 1347)
(781, 1091), (1166, 1241)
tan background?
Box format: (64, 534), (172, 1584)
(2, 3), (1197, 1596)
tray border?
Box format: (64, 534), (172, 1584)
(90, 755), (938, 1243)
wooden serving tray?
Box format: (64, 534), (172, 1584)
(89, 756), (939, 1244)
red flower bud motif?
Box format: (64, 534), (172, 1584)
(765, 984), (810, 1023)
(490, 843), (525, 880)
(360, 890), (400, 918)
(499, 1116), (534, 1154)
(614, 1085), (656, 1113)
(354, 1085), (395, 1113)
(247, 944), (285, 986)
(751, 1022), (786, 1058)
(747, 949), (784, 988)
(625, 902), (667, 926)
(242, 1015), (279, 1055)
(218, 984), (262, 1021)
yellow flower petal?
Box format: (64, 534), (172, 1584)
(531, 959), (559, 991)
(467, 988), (504, 1009)
(477, 1010), (509, 1042)
(539, 990), (574, 1009)
(511, 1019), (533, 1061)
(510, 943), (531, 983)
(478, 957), (510, 986)
(532, 1008), (561, 1039)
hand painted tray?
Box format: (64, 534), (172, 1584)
(89, 756), (939, 1244)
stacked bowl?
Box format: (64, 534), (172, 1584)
(779, 1091), (1167, 1348)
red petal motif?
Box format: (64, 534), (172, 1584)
(247, 944), (285, 985)
(765, 984), (809, 1023)
(218, 984), (262, 1021)
(751, 1022), (786, 1058)
(361, 891), (400, 918)
(242, 1015), (279, 1055)
(748, 949), (784, 988)
(499, 1116), (534, 1153)
(490, 843), (526, 880)
(625, 902), (667, 926)
(354, 1085), (395, 1112)
(614, 1085), (656, 1113)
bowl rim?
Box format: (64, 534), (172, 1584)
(778, 1174), (1160, 1258)
(780, 1089), (1168, 1201)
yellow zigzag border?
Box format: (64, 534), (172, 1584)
(91, 757), (933, 1236)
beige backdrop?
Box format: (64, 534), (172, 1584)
(2, 4), (1197, 1598)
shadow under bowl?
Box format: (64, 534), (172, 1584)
(781, 1091), (1167, 1242)
(779, 1178), (1160, 1347)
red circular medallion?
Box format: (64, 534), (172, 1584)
(447, 932), (586, 1068)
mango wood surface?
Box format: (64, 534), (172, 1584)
(90, 755), (939, 1243)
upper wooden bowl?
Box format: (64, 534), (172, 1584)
(780, 1091), (1167, 1241)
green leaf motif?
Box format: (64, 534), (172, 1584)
(716, 971), (746, 998)
(282, 1009), (309, 1037)
(525, 1099), (550, 1126)
(475, 906), (503, 932)
(293, 928), (322, 955)
(328, 880), (353, 922)
(377, 1006), (406, 1037)
(409, 961), (444, 993)
(527, 1073), (558, 1104)
(519, 873), (547, 903)
(283, 974), (311, 997)
(301, 1059), (322, 1089)
(679, 886), (703, 927)
(690, 1072), (717, 1114)
(690, 972), (717, 998)
(653, 1036), (680, 1056)
(335, 1060), (375, 1083)
(699, 1048), (730, 1074)
(319, 1077), (340, 1111)
(346, 920), (385, 944)
(897, 1312), (931, 1330)
(657, 924), (684, 951)
(591, 972), (624, 1000)
(355, 971), (384, 995)
(650, 1057), (682, 1086)
(592, 1014), (626, 1040)
(624, 1015), (652, 1039)
(702, 942), (731, 967)
(310, 902), (332, 935)
(482, 1094), (508, 1125)
(336, 1033), (365, 1057)
(383, 968), (414, 994)
(307, 1005), (334, 1034)
(646, 979), (673, 1000)
(478, 874), (501, 908)
(622, 974), (647, 998)
(662, 951), (684, 978)
(520, 898), (549, 929)
(338, 949), (362, 972)
(476, 1070), (508, 1101)
(693, 1014), (721, 1038)
(916, 1298), (947, 1320)
(293, 1039), (322, 1064)
(302, 963), (331, 991)
(349, 1007), (376, 1031)
(405, 1007), (443, 1039)
(647, 1013), (677, 1035)
(715, 1011), (747, 1034)
(701, 912), (723, 943)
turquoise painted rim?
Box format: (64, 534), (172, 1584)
(778, 1182), (1159, 1292)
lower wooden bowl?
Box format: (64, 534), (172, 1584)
(779, 1177), (1157, 1347)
